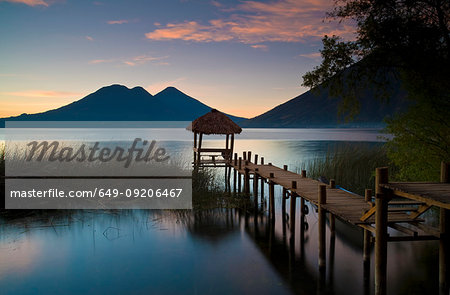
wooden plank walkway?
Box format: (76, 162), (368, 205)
(381, 182), (450, 209)
(230, 161), (417, 225)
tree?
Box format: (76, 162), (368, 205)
(302, 0), (450, 180)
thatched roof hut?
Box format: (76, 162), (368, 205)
(187, 109), (242, 167)
(187, 109), (242, 135)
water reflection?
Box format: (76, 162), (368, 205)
(0, 199), (440, 295)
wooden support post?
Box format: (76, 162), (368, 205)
(234, 153), (237, 166)
(290, 181), (297, 239)
(318, 184), (327, 270)
(261, 157), (264, 165)
(248, 151), (252, 163)
(330, 179), (335, 188)
(226, 134), (229, 150)
(243, 151), (247, 161)
(282, 165), (288, 214)
(254, 154), (258, 165)
(282, 187), (287, 214)
(375, 167), (389, 295)
(238, 172), (241, 193)
(269, 176), (275, 220)
(301, 170), (306, 178)
(330, 213), (336, 237)
(238, 157), (242, 170)
(244, 167), (250, 195)
(233, 168), (237, 193)
(253, 171), (259, 204)
(440, 162), (450, 295)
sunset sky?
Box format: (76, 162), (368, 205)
(0, 0), (354, 118)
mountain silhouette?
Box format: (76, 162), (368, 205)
(0, 85), (244, 126)
(240, 81), (409, 128)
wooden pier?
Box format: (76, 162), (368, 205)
(210, 152), (450, 295)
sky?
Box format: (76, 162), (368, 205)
(0, 0), (354, 119)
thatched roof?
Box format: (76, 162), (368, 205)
(186, 109), (242, 135)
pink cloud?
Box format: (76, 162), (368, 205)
(85, 36), (94, 41)
(145, 0), (355, 44)
(1, 0), (49, 6)
(107, 20), (128, 25)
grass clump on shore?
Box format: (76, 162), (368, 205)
(304, 143), (393, 196)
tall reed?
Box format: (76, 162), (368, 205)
(303, 143), (392, 195)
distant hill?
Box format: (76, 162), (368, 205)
(0, 85), (244, 126)
(240, 82), (410, 128)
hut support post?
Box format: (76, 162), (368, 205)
(193, 132), (197, 163)
(440, 162), (450, 295)
(230, 134), (235, 162)
(318, 184), (327, 270)
(197, 133), (203, 164)
(375, 167), (389, 295)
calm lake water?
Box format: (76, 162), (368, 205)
(0, 129), (439, 295)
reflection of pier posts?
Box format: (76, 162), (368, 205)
(328, 225), (335, 290)
(289, 181), (298, 272)
(300, 196), (306, 260)
(375, 167), (389, 295)
(300, 169), (307, 260)
(440, 162), (450, 295)
(318, 184), (327, 271)
(363, 189), (373, 295)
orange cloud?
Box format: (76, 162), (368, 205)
(107, 20), (128, 25)
(1, 0), (48, 6)
(86, 36), (94, 41)
(146, 0), (355, 44)
(4, 90), (81, 98)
